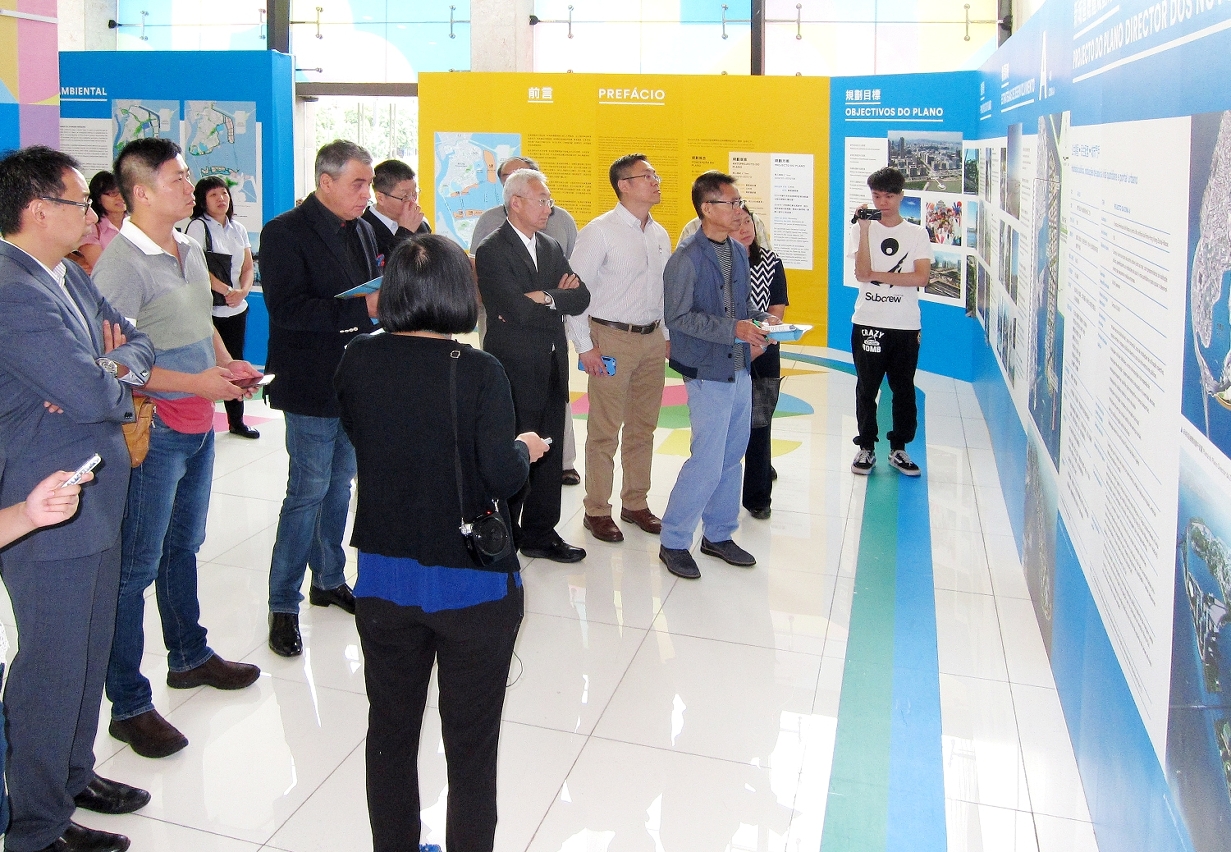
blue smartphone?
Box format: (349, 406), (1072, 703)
(578, 355), (617, 376)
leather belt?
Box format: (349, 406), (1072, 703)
(591, 317), (660, 335)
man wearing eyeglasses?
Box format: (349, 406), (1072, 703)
(658, 171), (772, 580)
(471, 156), (583, 488)
(566, 154), (671, 544)
(0, 145), (155, 852)
(361, 159), (429, 266)
(474, 169), (591, 563)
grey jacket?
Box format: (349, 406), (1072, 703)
(664, 232), (768, 381)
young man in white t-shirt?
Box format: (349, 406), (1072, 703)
(846, 166), (933, 476)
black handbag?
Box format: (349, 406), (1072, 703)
(194, 217), (232, 307)
(449, 348), (516, 569)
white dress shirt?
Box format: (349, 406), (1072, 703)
(565, 203), (671, 354)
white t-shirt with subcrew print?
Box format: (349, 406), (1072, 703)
(845, 218), (933, 330)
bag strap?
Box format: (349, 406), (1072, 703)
(448, 348), (467, 528)
(194, 217), (215, 253)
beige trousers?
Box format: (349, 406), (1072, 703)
(583, 320), (667, 517)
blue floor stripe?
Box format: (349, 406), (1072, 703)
(886, 399), (946, 852)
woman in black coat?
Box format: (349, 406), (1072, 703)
(335, 235), (548, 852)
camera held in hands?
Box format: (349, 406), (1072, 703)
(851, 207), (883, 224)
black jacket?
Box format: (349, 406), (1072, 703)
(474, 220), (590, 408)
(261, 193), (379, 417)
(335, 334), (530, 571)
(361, 207), (430, 265)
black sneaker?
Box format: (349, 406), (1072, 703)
(888, 449), (921, 476)
(851, 448), (875, 475)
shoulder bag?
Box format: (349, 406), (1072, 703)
(194, 217), (232, 307)
(449, 348), (516, 569)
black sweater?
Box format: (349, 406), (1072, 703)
(335, 333), (530, 571)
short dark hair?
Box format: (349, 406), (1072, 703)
(114, 137), (183, 210)
(609, 153), (648, 199)
(0, 146), (80, 236)
(373, 159), (417, 195)
(691, 170), (737, 219)
(867, 166), (905, 194)
(88, 170), (120, 219)
(497, 156), (539, 182)
(191, 176), (234, 221)
(378, 234), (478, 335)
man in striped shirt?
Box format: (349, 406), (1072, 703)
(567, 154), (672, 543)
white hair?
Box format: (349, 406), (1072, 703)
(502, 169), (547, 208)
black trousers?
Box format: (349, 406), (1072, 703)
(507, 364), (566, 549)
(851, 324), (920, 451)
(743, 345), (781, 512)
(2, 542), (121, 852)
(213, 309), (248, 428)
(356, 584), (523, 852)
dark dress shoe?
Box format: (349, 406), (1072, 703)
(561, 468), (581, 486)
(309, 582), (356, 614)
(73, 775), (150, 815)
(108, 709), (187, 759)
(583, 514), (624, 542)
(167, 653), (260, 690)
(770, 465), (778, 481)
(659, 546), (701, 579)
(269, 612), (303, 657)
(228, 424), (260, 439)
(747, 505), (772, 520)
(37, 820), (130, 852)
(700, 537), (756, 567)
(620, 507), (662, 534)
(520, 539), (586, 563)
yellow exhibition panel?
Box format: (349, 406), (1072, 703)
(418, 72), (830, 340)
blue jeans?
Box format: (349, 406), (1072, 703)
(661, 371), (753, 550)
(268, 413), (355, 614)
(106, 418), (215, 721)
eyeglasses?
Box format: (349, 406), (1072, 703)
(515, 196), (554, 209)
(39, 196), (92, 214)
(620, 171), (661, 184)
(703, 198), (744, 210)
(380, 190), (418, 204)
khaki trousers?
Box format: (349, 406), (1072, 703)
(583, 320), (667, 516)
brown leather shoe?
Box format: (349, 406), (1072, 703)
(167, 653), (260, 690)
(583, 514), (624, 542)
(108, 709), (188, 759)
(620, 507), (662, 534)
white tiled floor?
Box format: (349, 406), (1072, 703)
(0, 345), (1099, 851)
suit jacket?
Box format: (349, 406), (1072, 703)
(474, 220), (590, 403)
(261, 193), (380, 418)
(361, 207), (430, 266)
(0, 241), (155, 562)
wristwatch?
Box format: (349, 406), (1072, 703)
(97, 357), (119, 377)
(543, 292), (555, 308)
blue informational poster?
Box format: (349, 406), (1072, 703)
(828, 71), (980, 380)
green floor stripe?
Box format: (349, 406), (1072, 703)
(820, 469), (899, 852)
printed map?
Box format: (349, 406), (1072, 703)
(184, 101), (260, 207)
(434, 132), (520, 250)
(112, 100), (179, 157)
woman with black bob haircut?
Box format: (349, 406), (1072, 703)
(334, 234), (548, 852)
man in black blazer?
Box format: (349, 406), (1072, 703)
(475, 169), (591, 563)
(361, 159), (430, 265)
(0, 146), (156, 852)
(261, 140), (379, 657)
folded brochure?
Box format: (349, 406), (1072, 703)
(334, 276), (382, 298)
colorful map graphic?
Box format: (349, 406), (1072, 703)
(184, 101), (260, 206)
(113, 99), (179, 157)
(434, 132), (520, 250)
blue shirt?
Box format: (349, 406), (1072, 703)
(356, 552), (520, 613)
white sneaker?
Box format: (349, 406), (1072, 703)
(888, 449), (921, 476)
(852, 448), (875, 475)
